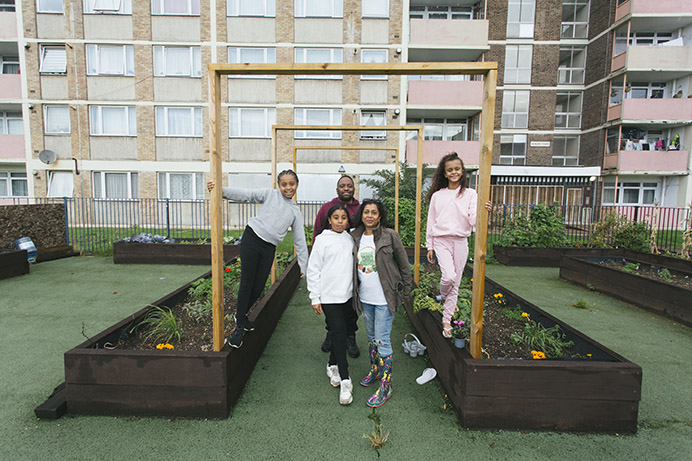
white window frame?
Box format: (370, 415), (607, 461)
(227, 47), (276, 79)
(89, 105), (137, 136)
(93, 171), (138, 199)
(153, 46), (202, 77)
(0, 171), (28, 197)
(295, 0), (343, 18)
(507, 0), (535, 38)
(229, 107), (276, 138)
(0, 111), (23, 135)
(155, 106), (203, 137)
(363, 0), (388, 18)
(152, 0), (199, 16)
(552, 135), (579, 166)
(44, 105), (71, 135)
(294, 108), (342, 139)
(39, 45), (67, 74)
(629, 32), (674, 46)
(37, 0), (63, 13)
(555, 91), (582, 129)
(408, 75), (470, 82)
(627, 82), (666, 99)
(84, 0), (132, 14)
(501, 90), (530, 129)
(409, 5), (472, 19)
(558, 46), (586, 85)
(561, 0), (589, 39)
(361, 49), (388, 80)
(504, 45), (532, 84)
(499, 134), (527, 165)
(295, 48), (343, 79)
(603, 180), (659, 206)
(409, 117), (467, 141)
(47, 171), (74, 197)
(86, 44), (134, 76)
(1, 56), (20, 74)
(360, 111), (386, 140)
(227, 0), (275, 17)
(0, 1), (16, 13)
(158, 172), (204, 200)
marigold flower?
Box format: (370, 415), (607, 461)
(587, 354), (592, 357)
(521, 312), (529, 318)
(531, 350), (546, 359)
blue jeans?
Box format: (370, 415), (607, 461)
(361, 302), (394, 357)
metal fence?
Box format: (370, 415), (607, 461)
(6, 198), (691, 255)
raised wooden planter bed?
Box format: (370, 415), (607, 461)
(113, 242), (240, 265)
(560, 256), (692, 327)
(0, 249), (29, 280)
(404, 270), (642, 433)
(62, 258), (300, 418)
(493, 245), (624, 267)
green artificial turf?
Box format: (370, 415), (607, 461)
(0, 257), (691, 460)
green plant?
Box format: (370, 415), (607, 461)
(497, 203), (568, 248)
(133, 306), (183, 344)
(412, 289), (443, 314)
(364, 410), (390, 455)
(511, 320), (574, 357)
(571, 299), (589, 309)
(658, 268), (673, 282)
(498, 306), (524, 321)
(586, 283), (596, 291)
(621, 262), (639, 273)
(182, 300), (212, 321)
(588, 212), (650, 251)
(303, 225), (314, 246)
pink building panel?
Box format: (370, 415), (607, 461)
(406, 140), (480, 166)
(0, 74), (21, 99)
(607, 103), (622, 122)
(409, 19), (488, 47)
(627, 46), (692, 72)
(0, 12), (17, 39)
(629, 0), (692, 16)
(621, 98), (692, 122)
(608, 149), (689, 173)
(407, 80), (483, 107)
(0, 135), (25, 159)
(611, 53), (626, 72)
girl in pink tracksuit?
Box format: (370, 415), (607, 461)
(425, 152), (481, 338)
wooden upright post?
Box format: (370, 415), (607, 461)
(470, 69), (497, 359)
(209, 67), (224, 352)
(414, 128), (424, 284)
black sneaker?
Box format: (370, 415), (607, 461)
(225, 329), (244, 349)
(242, 319), (255, 332)
(321, 331), (333, 353)
(346, 334), (360, 358)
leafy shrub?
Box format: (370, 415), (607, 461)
(497, 203), (568, 247)
(511, 320), (574, 357)
(135, 306), (183, 343)
(587, 212), (650, 251)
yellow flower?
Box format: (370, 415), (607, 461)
(587, 354), (592, 357)
(156, 344), (164, 349)
(157, 343), (174, 350)
(470, 278), (473, 282)
(521, 312), (529, 318)
(531, 350), (546, 359)
(497, 293), (503, 298)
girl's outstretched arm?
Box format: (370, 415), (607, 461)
(292, 212), (309, 276)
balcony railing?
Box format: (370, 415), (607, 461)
(407, 80), (483, 107)
(613, 45), (692, 74)
(0, 74), (21, 99)
(616, 0), (692, 22)
(0, 134), (24, 159)
(603, 149), (689, 174)
(608, 97), (692, 122)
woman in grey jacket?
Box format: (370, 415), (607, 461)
(351, 199), (413, 407)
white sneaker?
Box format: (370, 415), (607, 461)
(326, 364), (341, 387)
(339, 378), (353, 405)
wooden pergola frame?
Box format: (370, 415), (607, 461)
(209, 62), (497, 359)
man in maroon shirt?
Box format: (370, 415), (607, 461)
(314, 175), (361, 357)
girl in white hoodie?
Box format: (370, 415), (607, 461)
(307, 204), (355, 405)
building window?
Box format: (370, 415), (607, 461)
(561, 0), (589, 39)
(360, 111), (386, 140)
(158, 172), (204, 200)
(361, 49), (387, 80)
(47, 171), (74, 197)
(409, 118), (467, 141)
(37, 0), (63, 13)
(295, 48), (343, 79)
(44, 105), (70, 135)
(0, 112), (23, 135)
(152, 0), (199, 15)
(295, 0), (342, 18)
(0, 172), (28, 197)
(558, 46), (585, 85)
(606, 127), (619, 154)
(552, 135), (579, 166)
(363, 0), (388, 18)
(155, 107), (202, 137)
(629, 32), (674, 46)
(227, 0), (275, 17)
(294, 108), (342, 139)
(0, 1), (16, 12)
(89, 106), (136, 136)
(628, 82), (665, 99)
(86, 45), (134, 76)
(229, 107), (276, 138)
(409, 5), (472, 19)
(507, 0), (535, 38)
(555, 92), (582, 129)
(84, 0), (132, 14)
(609, 77), (624, 106)
(93, 171), (138, 199)
(1, 56), (19, 74)
(228, 47), (276, 79)
(504, 45), (532, 84)
(153, 46), (201, 77)
(501, 91), (529, 129)
(603, 180), (658, 205)
(500, 134), (527, 165)
(39, 45), (67, 74)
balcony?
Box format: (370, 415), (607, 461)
(616, 0), (692, 26)
(603, 149), (689, 175)
(408, 19), (488, 62)
(0, 11), (17, 39)
(607, 98), (692, 123)
(406, 139), (480, 166)
(0, 74), (21, 99)
(612, 46), (692, 79)
(0, 134), (25, 160)
(407, 80), (483, 111)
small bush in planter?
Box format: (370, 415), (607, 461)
(587, 212), (650, 252)
(497, 203), (568, 248)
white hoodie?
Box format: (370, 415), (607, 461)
(307, 229), (354, 305)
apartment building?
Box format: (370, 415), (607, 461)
(0, 1), (690, 209)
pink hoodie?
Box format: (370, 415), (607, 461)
(426, 187), (478, 250)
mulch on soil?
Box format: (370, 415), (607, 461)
(599, 259), (692, 290)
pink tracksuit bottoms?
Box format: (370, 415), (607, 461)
(433, 236), (469, 324)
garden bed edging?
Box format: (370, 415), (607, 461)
(113, 241), (240, 265)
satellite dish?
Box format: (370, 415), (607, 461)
(38, 150), (56, 165)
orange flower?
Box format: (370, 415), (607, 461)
(531, 350), (546, 359)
